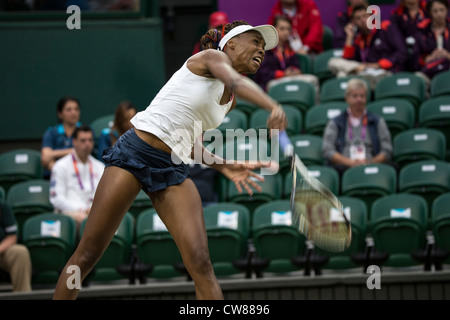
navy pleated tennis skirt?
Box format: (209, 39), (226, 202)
(103, 128), (190, 193)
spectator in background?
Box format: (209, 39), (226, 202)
(41, 96), (81, 179)
(0, 202), (32, 292)
(322, 79), (393, 176)
(334, 0), (369, 48)
(192, 11), (230, 55)
(97, 101), (137, 161)
(414, 0), (450, 80)
(50, 125), (105, 229)
(254, 14), (319, 97)
(268, 0), (324, 54)
(328, 4), (408, 90)
(390, 0), (429, 71)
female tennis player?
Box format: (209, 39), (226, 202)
(53, 20), (286, 300)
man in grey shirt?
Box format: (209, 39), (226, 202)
(322, 78), (393, 175)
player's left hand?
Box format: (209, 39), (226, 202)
(220, 161), (269, 195)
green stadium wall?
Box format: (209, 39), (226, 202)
(0, 18), (165, 141)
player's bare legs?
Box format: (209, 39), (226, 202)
(53, 166), (141, 299)
(149, 178), (223, 300)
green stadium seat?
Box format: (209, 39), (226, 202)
(367, 98), (415, 138)
(398, 160), (450, 216)
(249, 104), (302, 137)
(431, 193), (450, 267)
(89, 114), (114, 156)
(393, 128), (446, 169)
(128, 189), (153, 220)
(0, 186), (5, 203)
(227, 173), (283, 218)
(320, 196), (369, 270)
(313, 48), (343, 83)
(203, 203), (251, 277)
(341, 164), (397, 217)
(204, 108), (249, 143)
(89, 114), (114, 141)
(296, 53), (313, 74)
(135, 208), (184, 280)
(283, 165), (340, 199)
(6, 179), (53, 240)
(268, 80), (316, 116)
(251, 200), (306, 276)
(430, 70), (450, 97)
(0, 149), (43, 193)
(304, 102), (348, 136)
(370, 194), (428, 267)
(289, 134), (324, 166)
(320, 76), (371, 103)
(220, 134), (273, 162)
(81, 212), (135, 283)
(22, 212), (77, 284)
(248, 109), (269, 134)
(418, 96), (450, 160)
(374, 72), (426, 114)
(322, 25), (334, 51)
(235, 98), (259, 117)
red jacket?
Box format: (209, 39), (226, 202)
(268, 0), (324, 53)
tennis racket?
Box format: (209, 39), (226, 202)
(278, 131), (351, 252)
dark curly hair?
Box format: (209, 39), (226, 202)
(200, 20), (250, 50)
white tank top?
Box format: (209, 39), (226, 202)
(130, 58), (234, 164)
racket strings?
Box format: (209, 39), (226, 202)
(292, 188), (351, 253)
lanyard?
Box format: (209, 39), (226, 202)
(71, 153), (94, 191)
(358, 31), (374, 62)
(274, 47), (286, 70)
(348, 114), (368, 143)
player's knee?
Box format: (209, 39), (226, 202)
(189, 249), (213, 276)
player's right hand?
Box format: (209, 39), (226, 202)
(267, 104), (287, 132)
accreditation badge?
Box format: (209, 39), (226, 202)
(349, 143), (366, 160)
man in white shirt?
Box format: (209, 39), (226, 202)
(50, 125), (105, 227)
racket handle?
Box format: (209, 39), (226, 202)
(279, 130), (294, 159)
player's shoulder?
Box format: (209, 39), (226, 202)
(187, 49), (230, 75)
(190, 49), (227, 61)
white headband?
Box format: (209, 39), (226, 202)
(218, 24), (278, 51)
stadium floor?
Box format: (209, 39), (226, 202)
(1, 267), (450, 300)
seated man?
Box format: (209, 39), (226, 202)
(328, 4), (408, 89)
(0, 201), (32, 292)
(50, 125), (105, 228)
(322, 78), (393, 176)
(334, 0), (369, 48)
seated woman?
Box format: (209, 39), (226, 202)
(97, 101), (137, 161)
(254, 14), (319, 98)
(414, 0), (450, 80)
(390, 0), (429, 71)
(41, 96), (81, 179)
